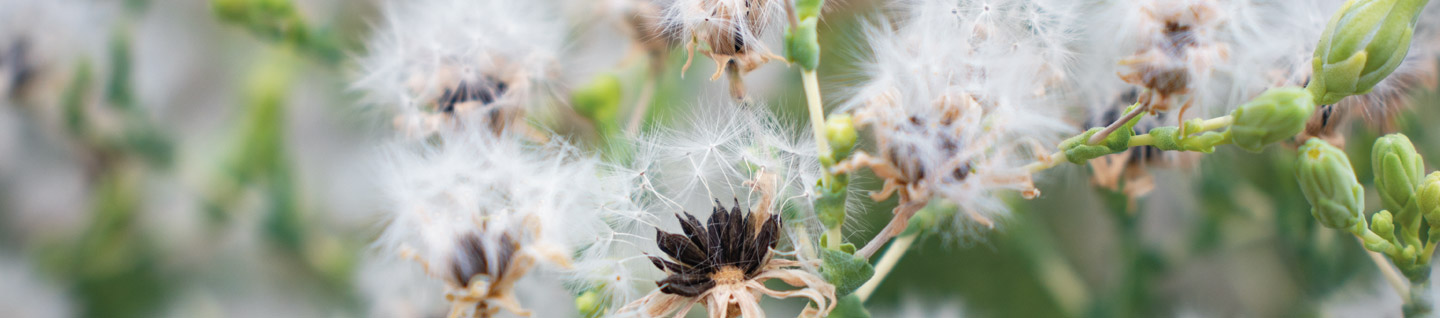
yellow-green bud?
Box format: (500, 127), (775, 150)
(825, 114), (858, 163)
(1297, 138), (1366, 230)
(1227, 87), (1316, 152)
(575, 289), (605, 318)
(1417, 172), (1440, 225)
(1308, 0), (1431, 105)
(1373, 210), (1397, 243)
(1372, 133), (1425, 213)
(572, 75), (624, 124)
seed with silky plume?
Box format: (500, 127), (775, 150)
(1227, 87), (1316, 152)
(1296, 138), (1366, 231)
(1308, 0), (1432, 105)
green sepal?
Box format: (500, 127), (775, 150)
(826, 114), (858, 164)
(827, 294), (872, 318)
(785, 18), (821, 71)
(1226, 87), (1315, 152)
(1308, 0), (1429, 105)
(1417, 172), (1440, 229)
(1059, 104), (1143, 163)
(795, 0), (825, 20)
(815, 175), (849, 229)
(820, 247), (874, 296)
(1373, 133), (1425, 215)
(1296, 138), (1366, 230)
(1373, 210), (1398, 244)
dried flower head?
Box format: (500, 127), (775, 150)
(373, 130), (608, 317)
(569, 102), (839, 316)
(355, 0), (564, 138)
(622, 199), (835, 318)
(838, 0), (1080, 250)
(1116, 0), (1230, 119)
(664, 0), (787, 99)
(1085, 92), (1198, 207)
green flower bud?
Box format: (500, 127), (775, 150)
(785, 18), (821, 71)
(1308, 0), (1430, 105)
(1417, 172), (1440, 225)
(1373, 210), (1397, 243)
(572, 74), (624, 124)
(575, 289), (605, 318)
(825, 114), (858, 163)
(1227, 87), (1316, 152)
(1373, 133), (1425, 213)
(795, 0), (826, 20)
(1296, 138), (1366, 230)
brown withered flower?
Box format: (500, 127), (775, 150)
(1107, 0), (1229, 141)
(394, 63), (528, 138)
(622, 199), (836, 318)
(670, 0), (786, 100)
(402, 228), (538, 318)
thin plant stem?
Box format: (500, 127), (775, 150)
(855, 234), (916, 302)
(625, 76), (657, 136)
(1024, 115), (1236, 174)
(1087, 103), (1147, 145)
(1359, 235), (1412, 298)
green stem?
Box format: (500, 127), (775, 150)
(1407, 276), (1436, 318)
(854, 234), (915, 302)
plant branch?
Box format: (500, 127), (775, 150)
(1359, 235), (1412, 298)
(855, 234), (916, 302)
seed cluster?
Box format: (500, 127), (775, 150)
(649, 199), (780, 297)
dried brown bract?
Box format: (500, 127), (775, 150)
(622, 199), (836, 318)
(1115, 0), (1228, 132)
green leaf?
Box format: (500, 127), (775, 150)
(827, 294), (872, 318)
(821, 248), (874, 296)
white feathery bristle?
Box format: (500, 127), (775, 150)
(372, 129), (609, 284)
(353, 0), (565, 132)
(842, 0), (1082, 234)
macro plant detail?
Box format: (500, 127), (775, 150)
(2, 0), (1440, 317)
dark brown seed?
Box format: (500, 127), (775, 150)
(657, 229), (707, 265)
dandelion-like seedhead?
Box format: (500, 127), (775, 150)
(839, 0), (1081, 236)
(663, 0), (788, 99)
(354, 0), (564, 137)
(570, 102), (839, 316)
(622, 199), (836, 318)
(372, 129), (607, 317)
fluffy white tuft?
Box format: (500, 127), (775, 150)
(372, 129), (609, 286)
(353, 0), (565, 134)
(569, 100), (832, 313)
(841, 0), (1083, 236)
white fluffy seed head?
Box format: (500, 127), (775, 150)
(372, 129), (608, 286)
(661, 0), (785, 54)
(354, 0), (565, 136)
(843, 0), (1082, 234)
(569, 101), (831, 312)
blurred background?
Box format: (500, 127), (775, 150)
(1, 0), (1437, 317)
